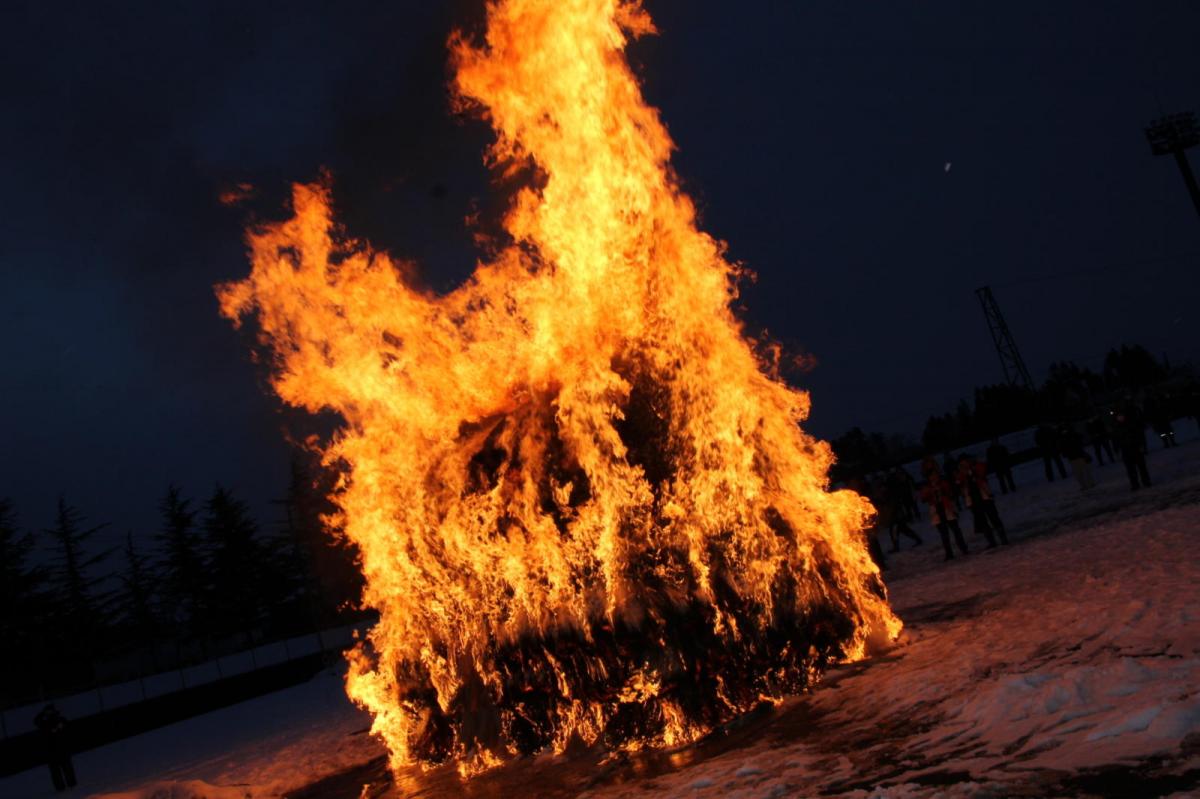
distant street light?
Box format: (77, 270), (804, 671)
(1145, 111), (1200, 219)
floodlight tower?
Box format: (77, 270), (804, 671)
(1145, 111), (1200, 219)
(976, 286), (1035, 391)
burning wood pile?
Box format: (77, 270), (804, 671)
(219, 0), (899, 776)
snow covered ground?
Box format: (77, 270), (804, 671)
(4, 427), (1198, 799)
(0, 671), (385, 799)
(569, 437), (1200, 799)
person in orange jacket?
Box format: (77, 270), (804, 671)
(954, 453), (1008, 548)
(920, 460), (968, 561)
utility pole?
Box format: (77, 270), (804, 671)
(1145, 111), (1200, 219)
(976, 286), (1035, 391)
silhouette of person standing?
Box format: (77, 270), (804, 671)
(1085, 415), (1114, 465)
(847, 475), (887, 570)
(878, 474), (923, 553)
(1060, 425), (1096, 491)
(941, 452), (962, 509)
(985, 438), (1016, 494)
(1113, 404), (1151, 491)
(890, 466), (920, 520)
(1034, 424), (1067, 483)
(920, 459), (968, 561)
(955, 453), (1008, 547)
(34, 704), (76, 792)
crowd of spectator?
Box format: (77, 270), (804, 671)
(852, 392), (1199, 569)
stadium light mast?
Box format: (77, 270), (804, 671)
(976, 286), (1035, 392)
(1145, 111), (1200, 219)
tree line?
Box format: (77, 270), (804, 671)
(0, 459), (364, 709)
(832, 344), (1198, 477)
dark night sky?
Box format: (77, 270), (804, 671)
(2, 1), (1198, 548)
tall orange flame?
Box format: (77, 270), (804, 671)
(219, 0), (899, 775)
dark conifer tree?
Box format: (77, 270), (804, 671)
(203, 485), (268, 642)
(45, 497), (112, 630)
(43, 497), (113, 683)
(156, 485), (208, 637)
(259, 491), (307, 636)
(282, 455), (365, 625)
(1105, 344), (1168, 390)
(955, 399), (976, 442)
(115, 531), (159, 648)
(0, 498), (45, 633)
(0, 499), (51, 705)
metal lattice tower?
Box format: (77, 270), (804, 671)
(976, 286), (1035, 391)
(1145, 111), (1200, 219)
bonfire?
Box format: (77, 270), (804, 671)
(219, 0), (900, 775)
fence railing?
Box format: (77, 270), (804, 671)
(0, 622), (366, 740)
